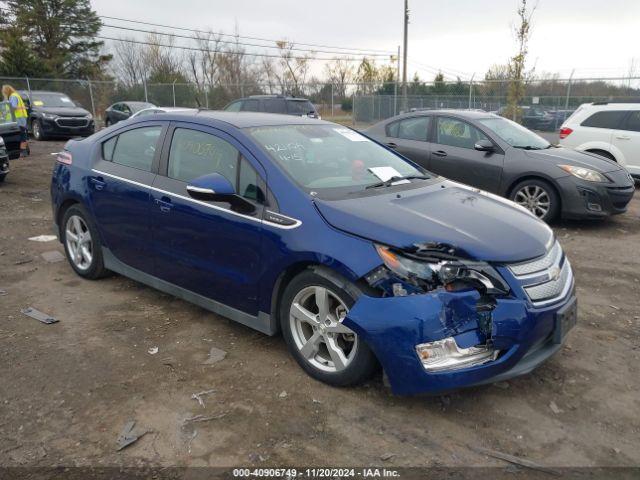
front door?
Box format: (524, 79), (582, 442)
(429, 116), (504, 192)
(150, 123), (267, 316)
(88, 123), (166, 273)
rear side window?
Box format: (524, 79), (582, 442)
(262, 98), (286, 114)
(240, 99), (259, 112)
(107, 126), (162, 171)
(621, 111), (640, 132)
(397, 116), (430, 141)
(168, 128), (239, 183)
(581, 111), (626, 129)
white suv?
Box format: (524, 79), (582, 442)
(559, 103), (640, 181)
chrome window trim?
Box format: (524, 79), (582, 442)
(91, 169), (302, 230)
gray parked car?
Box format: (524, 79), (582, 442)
(364, 110), (635, 222)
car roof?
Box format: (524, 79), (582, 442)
(391, 109), (499, 120)
(19, 90), (69, 96)
(174, 110), (328, 128)
(579, 102), (640, 110)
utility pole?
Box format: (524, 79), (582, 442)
(564, 68), (575, 111)
(402, 0), (409, 112)
(394, 45), (400, 115)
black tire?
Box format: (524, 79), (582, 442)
(32, 119), (46, 141)
(0, 174), (6, 183)
(280, 269), (378, 387)
(61, 204), (109, 279)
(586, 149), (616, 162)
(104, 117), (111, 127)
(509, 178), (560, 223)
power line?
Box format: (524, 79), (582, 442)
(101, 23), (392, 58)
(98, 35), (368, 62)
(99, 15), (395, 56)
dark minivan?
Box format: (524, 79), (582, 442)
(224, 95), (319, 118)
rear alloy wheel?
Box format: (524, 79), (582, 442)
(61, 205), (108, 279)
(511, 179), (559, 222)
(280, 270), (377, 386)
(32, 119), (46, 141)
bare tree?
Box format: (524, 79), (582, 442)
(274, 40), (313, 96)
(506, 0), (537, 120)
(324, 58), (354, 100)
(111, 37), (147, 87)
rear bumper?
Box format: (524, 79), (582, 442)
(344, 288), (576, 396)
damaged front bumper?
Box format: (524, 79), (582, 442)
(343, 288), (576, 396)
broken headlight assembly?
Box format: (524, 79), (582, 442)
(368, 244), (509, 296)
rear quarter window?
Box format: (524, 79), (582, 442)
(580, 111), (626, 129)
(108, 126), (163, 171)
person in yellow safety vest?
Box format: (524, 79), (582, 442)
(2, 85), (30, 157)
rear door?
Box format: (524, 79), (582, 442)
(429, 116), (504, 192)
(383, 116), (431, 168)
(150, 122), (267, 315)
(89, 122), (167, 273)
(611, 110), (640, 173)
(574, 110), (625, 148)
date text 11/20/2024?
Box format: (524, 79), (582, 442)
(232, 468), (400, 478)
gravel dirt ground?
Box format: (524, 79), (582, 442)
(1, 140), (639, 470)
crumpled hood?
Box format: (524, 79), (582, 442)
(37, 106), (91, 117)
(314, 181), (553, 263)
(524, 146), (620, 173)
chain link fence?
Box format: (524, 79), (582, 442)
(1, 75), (639, 130)
(352, 77), (640, 131)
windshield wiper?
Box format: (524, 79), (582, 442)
(365, 175), (430, 190)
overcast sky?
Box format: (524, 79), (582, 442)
(92, 0), (640, 80)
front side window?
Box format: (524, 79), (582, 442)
(477, 117), (550, 149)
(247, 124), (426, 199)
(581, 111), (626, 129)
(168, 128), (239, 183)
(108, 126), (162, 171)
(225, 101), (242, 112)
(435, 117), (489, 149)
(241, 100), (259, 112)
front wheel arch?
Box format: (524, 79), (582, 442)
(506, 176), (562, 221)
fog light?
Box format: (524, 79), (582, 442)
(587, 202), (602, 212)
(415, 337), (498, 372)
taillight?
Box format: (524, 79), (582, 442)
(56, 151), (72, 165)
(559, 127), (573, 139)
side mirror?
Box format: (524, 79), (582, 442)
(186, 173), (255, 214)
(474, 139), (495, 152)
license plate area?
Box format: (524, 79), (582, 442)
(553, 296), (577, 344)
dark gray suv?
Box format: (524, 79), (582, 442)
(224, 95), (319, 118)
(364, 110), (635, 222)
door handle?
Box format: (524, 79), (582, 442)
(432, 150), (448, 157)
(615, 134), (630, 140)
(90, 177), (105, 191)
(155, 197), (172, 213)
(386, 142), (398, 149)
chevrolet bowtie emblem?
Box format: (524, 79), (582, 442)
(548, 266), (561, 282)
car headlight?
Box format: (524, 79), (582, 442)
(86, 113), (93, 120)
(559, 164), (608, 182)
(41, 112), (58, 120)
(372, 245), (509, 296)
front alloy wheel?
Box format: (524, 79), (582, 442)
(289, 286), (358, 373)
(510, 179), (559, 222)
(32, 120), (44, 140)
(280, 270), (377, 387)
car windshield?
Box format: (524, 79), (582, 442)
(31, 93), (76, 108)
(478, 117), (551, 149)
(287, 100), (315, 115)
(247, 124), (427, 198)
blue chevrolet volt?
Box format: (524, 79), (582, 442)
(50, 112), (577, 395)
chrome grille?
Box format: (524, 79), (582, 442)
(55, 117), (89, 128)
(508, 241), (574, 307)
(509, 241), (561, 276)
